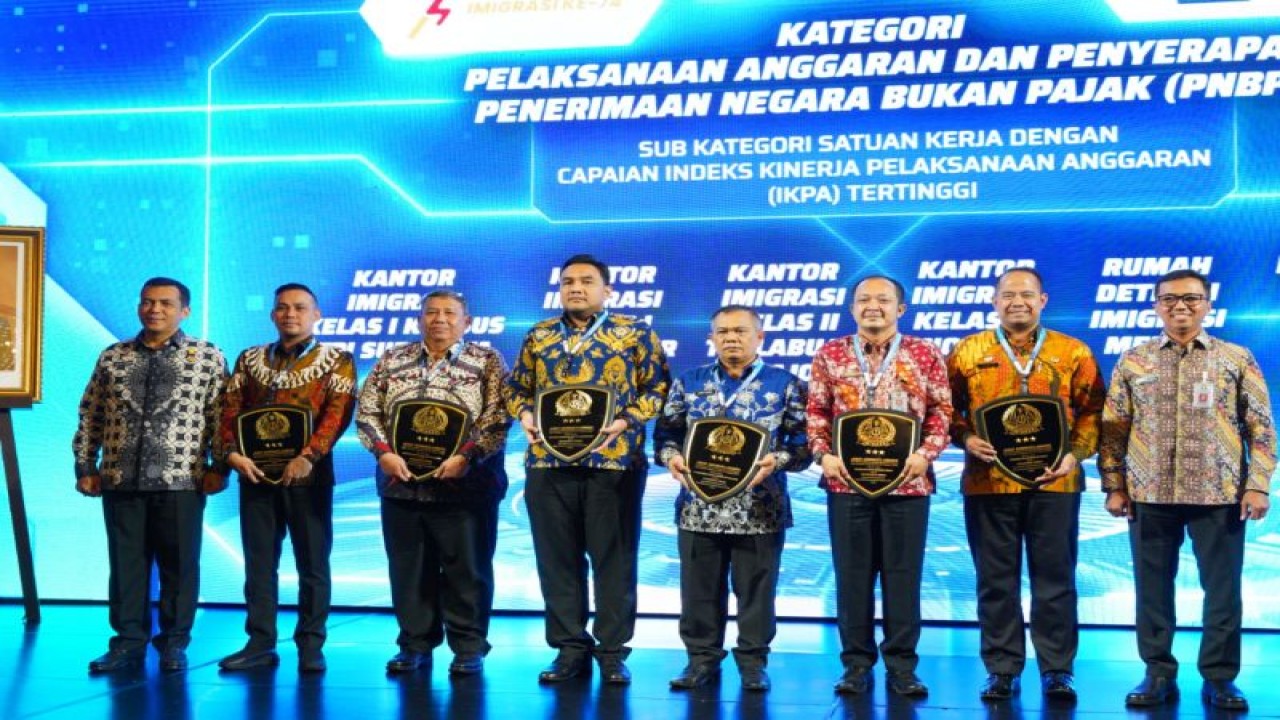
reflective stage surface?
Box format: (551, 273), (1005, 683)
(1, 605), (1276, 719)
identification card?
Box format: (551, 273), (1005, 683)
(1192, 381), (1215, 409)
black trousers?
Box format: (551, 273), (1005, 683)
(380, 497), (497, 655)
(524, 466), (638, 659)
(101, 491), (206, 653)
(239, 481), (333, 651)
(827, 493), (929, 674)
(678, 529), (784, 669)
(964, 491), (1080, 675)
(1130, 502), (1246, 681)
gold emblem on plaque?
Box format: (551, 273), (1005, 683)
(255, 411), (290, 441)
(706, 424), (746, 455)
(555, 389), (593, 417)
(857, 416), (897, 447)
(1001, 403), (1043, 435)
(412, 406), (449, 435)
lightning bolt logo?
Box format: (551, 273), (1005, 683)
(410, 0), (451, 38)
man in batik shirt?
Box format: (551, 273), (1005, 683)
(74, 277), (228, 674)
(506, 253), (670, 685)
(358, 290), (510, 676)
(217, 283), (357, 673)
(807, 275), (952, 699)
(1100, 269), (1274, 711)
(655, 305), (809, 692)
(948, 267), (1104, 702)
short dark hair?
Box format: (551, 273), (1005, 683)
(711, 304), (762, 329)
(1154, 269), (1210, 296)
(142, 277), (191, 308)
(422, 289), (469, 315)
(274, 283), (318, 304)
(852, 275), (906, 304)
(560, 254), (611, 285)
(996, 266), (1044, 292)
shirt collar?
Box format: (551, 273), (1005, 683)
(273, 336), (316, 358)
(1159, 330), (1211, 350)
(133, 329), (186, 350)
(856, 332), (898, 354)
(1002, 326), (1042, 352)
(561, 311), (604, 332)
(715, 357), (761, 381)
(422, 340), (463, 362)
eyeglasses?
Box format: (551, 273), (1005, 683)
(1156, 293), (1206, 308)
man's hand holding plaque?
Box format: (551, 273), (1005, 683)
(831, 409), (923, 498)
(235, 404), (314, 485)
(389, 399), (472, 481)
(973, 395), (1069, 489)
(678, 418), (770, 503)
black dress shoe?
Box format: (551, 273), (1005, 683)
(386, 650), (431, 674)
(218, 647), (281, 671)
(538, 654), (589, 683)
(980, 673), (1020, 701)
(740, 666), (770, 692)
(1042, 671), (1077, 700)
(834, 667), (872, 695)
(159, 647), (188, 673)
(669, 663), (720, 689)
(887, 671), (929, 697)
(1202, 680), (1248, 710)
(598, 656), (632, 685)
(88, 649), (143, 674)
(298, 648), (326, 674)
(448, 653), (484, 675)
(1125, 675), (1178, 707)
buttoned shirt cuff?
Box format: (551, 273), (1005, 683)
(1100, 471), (1125, 492)
(771, 449), (792, 470)
(657, 444), (681, 466)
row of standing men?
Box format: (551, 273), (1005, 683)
(71, 254), (1274, 711)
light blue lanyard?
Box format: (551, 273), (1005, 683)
(561, 310), (609, 355)
(267, 338), (317, 392)
(995, 326), (1045, 394)
(852, 333), (902, 402)
(714, 358), (764, 410)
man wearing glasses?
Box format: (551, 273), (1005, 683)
(1100, 269), (1275, 711)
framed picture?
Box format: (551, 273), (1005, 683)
(0, 227), (44, 405)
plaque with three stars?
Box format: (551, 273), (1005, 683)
(975, 395), (1068, 489)
(832, 409), (922, 498)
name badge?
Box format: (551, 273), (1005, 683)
(1192, 381), (1214, 409)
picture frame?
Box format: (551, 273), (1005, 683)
(0, 227), (45, 405)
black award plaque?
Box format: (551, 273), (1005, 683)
(535, 384), (617, 463)
(390, 399), (472, 481)
(236, 404), (313, 485)
(682, 418), (770, 503)
(832, 409), (922, 498)
(975, 395), (1069, 489)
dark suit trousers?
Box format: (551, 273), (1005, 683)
(381, 497), (497, 655)
(678, 529), (784, 669)
(524, 466), (638, 659)
(1130, 501), (1245, 681)
(964, 491), (1080, 675)
(102, 491), (206, 653)
(827, 493), (930, 674)
(239, 481), (333, 651)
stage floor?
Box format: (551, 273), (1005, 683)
(2, 604), (1277, 719)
